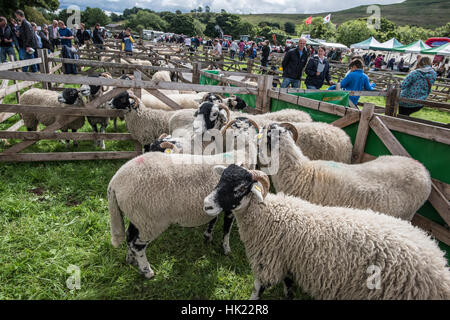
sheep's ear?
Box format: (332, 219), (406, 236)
(251, 182), (265, 203)
(213, 165), (226, 176)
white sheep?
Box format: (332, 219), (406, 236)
(259, 123), (432, 220)
(108, 149), (255, 278)
(20, 88), (88, 148)
(152, 70), (178, 95)
(140, 92), (204, 111)
(203, 164), (450, 300)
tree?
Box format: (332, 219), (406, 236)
(373, 18), (398, 42)
(81, 7), (111, 28)
(110, 13), (123, 23)
(336, 19), (375, 47)
(197, 6), (202, 13)
(396, 25), (436, 44)
(127, 10), (168, 32)
(176, 10), (182, 15)
(205, 6), (210, 13)
(168, 14), (197, 36)
(0, 0), (59, 16)
(284, 22), (296, 35)
(221, 9), (227, 14)
(436, 23), (450, 37)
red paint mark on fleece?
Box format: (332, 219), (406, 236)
(136, 156), (144, 164)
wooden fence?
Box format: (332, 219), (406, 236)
(0, 46), (448, 248)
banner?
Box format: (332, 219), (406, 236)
(323, 14), (331, 23)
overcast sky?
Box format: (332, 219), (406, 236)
(59, 0), (405, 15)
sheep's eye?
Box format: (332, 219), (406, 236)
(238, 186), (247, 193)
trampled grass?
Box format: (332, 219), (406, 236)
(0, 129), (311, 300)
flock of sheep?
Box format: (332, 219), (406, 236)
(16, 65), (450, 300)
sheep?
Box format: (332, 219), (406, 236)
(191, 102), (352, 163)
(107, 148), (256, 278)
(203, 164), (450, 300)
(84, 72), (113, 149)
(151, 70), (178, 95)
(20, 88), (88, 148)
(109, 91), (176, 150)
(140, 92), (204, 111)
(258, 123), (432, 221)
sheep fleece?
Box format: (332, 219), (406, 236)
(236, 193), (450, 299)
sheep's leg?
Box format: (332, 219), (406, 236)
(113, 117), (118, 131)
(71, 129), (78, 148)
(222, 212), (234, 255)
(126, 222), (154, 279)
(62, 129), (70, 149)
(249, 278), (266, 300)
(99, 124), (106, 150)
(91, 123), (99, 147)
(204, 216), (218, 244)
(283, 276), (294, 300)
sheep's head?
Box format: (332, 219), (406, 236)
(225, 96), (247, 111)
(193, 102), (231, 135)
(109, 91), (136, 110)
(201, 92), (224, 104)
(145, 134), (182, 154)
(221, 117), (260, 140)
(203, 164), (270, 216)
(58, 88), (83, 105)
(261, 122), (298, 152)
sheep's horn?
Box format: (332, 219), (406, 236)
(218, 103), (231, 124)
(247, 118), (261, 134)
(127, 92), (142, 110)
(250, 170), (270, 199)
(279, 122), (299, 142)
(221, 119), (237, 136)
(160, 141), (177, 153)
(158, 133), (169, 140)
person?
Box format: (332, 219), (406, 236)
(212, 38), (223, 69)
(15, 9), (37, 72)
(47, 20), (59, 51)
(76, 23), (91, 46)
(410, 54), (421, 69)
(229, 40), (238, 59)
(329, 59), (375, 106)
(280, 37), (308, 88)
(31, 22), (42, 55)
(304, 46), (333, 89)
(39, 24), (52, 52)
(121, 27), (134, 54)
(261, 40), (270, 72)
(238, 39), (245, 61)
(57, 20), (73, 48)
(0, 16), (16, 62)
(398, 57), (437, 116)
(248, 42), (257, 60)
(374, 54), (384, 69)
(387, 57), (395, 71)
(93, 23), (104, 50)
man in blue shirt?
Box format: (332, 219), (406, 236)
(58, 20), (73, 48)
(281, 38), (309, 88)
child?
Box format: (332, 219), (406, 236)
(121, 28), (134, 55)
(328, 59), (375, 106)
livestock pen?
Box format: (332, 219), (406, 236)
(0, 45), (448, 299)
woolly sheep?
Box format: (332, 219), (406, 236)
(21, 88), (88, 148)
(192, 102), (351, 163)
(109, 91), (176, 150)
(203, 164), (450, 300)
(140, 92), (204, 111)
(259, 123), (432, 220)
(108, 149), (255, 278)
(152, 70), (178, 95)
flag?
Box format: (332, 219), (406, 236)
(305, 16), (312, 25)
(323, 14), (331, 23)
(272, 34), (276, 46)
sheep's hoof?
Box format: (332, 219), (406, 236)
(203, 232), (213, 244)
(222, 244), (231, 256)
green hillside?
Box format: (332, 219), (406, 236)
(240, 0), (449, 28)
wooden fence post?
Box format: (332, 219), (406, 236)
(255, 75), (273, 114)
(352, 103), (375, 163)
(247, 59), (254, 74)
(192, 62), (200, 84)
(38, 49), (49, 90)
(133, 70), (142, 99)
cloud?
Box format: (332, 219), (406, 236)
(58, 0), (404, 15)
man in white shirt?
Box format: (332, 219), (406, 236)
(212, 39), (223, 69)
(47, 20), (59, 51)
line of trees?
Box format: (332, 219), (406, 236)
(8, 1), (449, 47)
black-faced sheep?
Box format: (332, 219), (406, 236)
(203, 164), (450, 300)
(259, 123), (432, 221)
